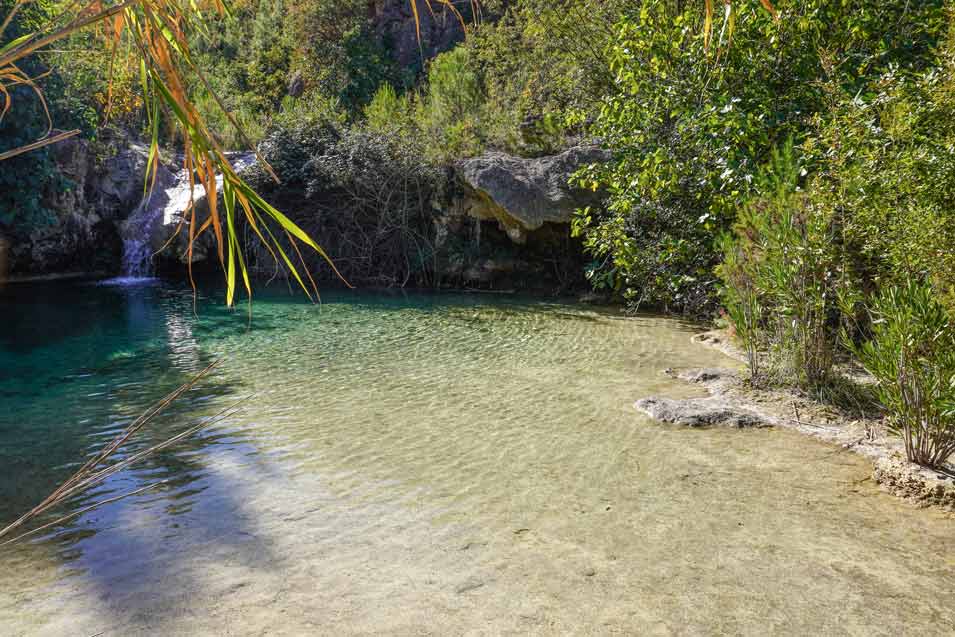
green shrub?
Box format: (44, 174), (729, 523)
(574, 0), (947, 314)
(364, 84), (413, 135)
(414, 47), (484, 161)
(718, 143), (846, 387)
(806, 62), (955, 311)
(853, 282), (955, 468)
(0, 0), (90, 232)
(465, 0), (624, 155)
(361, 46), (487, 163)
(338, 25), (400, 111)
(717, 233), (763, 381)
(248, 122), (445, 286)
(273, 91), (348, 131)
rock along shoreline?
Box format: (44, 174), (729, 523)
(635, 330), (955, 513)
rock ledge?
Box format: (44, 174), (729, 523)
(455, 146), (610, 243)
(635, 396), (773, 428)
(638, 345), (955, 512)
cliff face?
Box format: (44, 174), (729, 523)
(3, 131), (152, 278)
(8, 131), (607, 294)
(369, 0), (490, 69)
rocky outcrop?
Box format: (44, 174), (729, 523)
(11, 107), (608, 286)
(642, 356), (955, 512)
(635, 396), (774, 428)
(5, 131), (155, 277)
(148, 152), (256, 273)
(455, 146), (611, 244)
(4, 132), (257, 278)
(371, 0), (469, 68)
(636, 369), (774, 428)
(8, 122), (603, 291)
(872, 456), (955, 510)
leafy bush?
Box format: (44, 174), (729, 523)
(338, 25), (402, 112)
(574, 0), (947, 314)
(355, 0), (630, 161)
(465, 0), (623, 155)
(247, 122), (445, 286)
(273, 91), (348, 131)
(362, 46), (484, 162)
(853, 282), (955, 468)
(364, 84), (413, 135)
(0, 0), (91, 232)
(414, 47), (485, 161)
(718, 232), (763, 380)
(718, 143), (846, 387)
(806, 61), (955, 310)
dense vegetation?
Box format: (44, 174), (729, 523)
(3, 0), (955, 468)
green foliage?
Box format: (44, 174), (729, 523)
(806, 58), (955, 309)
(574, 0), (947, 314)
(250, 120), (445, 286)
(338, 25), (401, 112)
(187, 0), (295, 147)
(713, 6), (955, 449)
(274, 91), (348, 131)
(361, 47), (483, 163)
(852, 282), (955, 468)
(465, 0), (623, 155)
(364, 84), (413, 135)
(356, 0), (630, 161)
(718, 143), (846, 387)
(0, 0), (81, 231)
(718, 232), (763, 380)
(414, 47), (484, 161)
(0, 110), (62, 230)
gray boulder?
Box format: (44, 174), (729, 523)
(91, 141), (152, 211)
(455, 146), (610, 244)
(635, 396), (773, 429)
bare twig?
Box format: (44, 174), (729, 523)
(0, 128), (79, 161)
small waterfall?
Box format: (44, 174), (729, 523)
(120, 196), (166, 279)
(119, 166), (190, 279)
(117, 152), (257, 280)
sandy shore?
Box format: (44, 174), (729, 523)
(636, 329), (955, 512)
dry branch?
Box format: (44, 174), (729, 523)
(0, 360), (249, 546)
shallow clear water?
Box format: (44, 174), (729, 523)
(0, 279), (953, 636)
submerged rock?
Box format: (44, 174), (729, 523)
(455, 146), (611, 244)
(635, 396), (774, 429)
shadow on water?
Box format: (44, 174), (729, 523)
(32, 425), (288, 633)
(0, 278), (295, 631)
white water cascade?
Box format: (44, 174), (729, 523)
(117, 152), (257, 280)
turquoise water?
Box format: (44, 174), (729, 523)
(2, 279), (617, 524)
(1, 279), (953, 636)
(1, 278), (241, 522)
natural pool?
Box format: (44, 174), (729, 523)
(0, 279), (953, 636)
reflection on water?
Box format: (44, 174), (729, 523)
(0, 280), (953, 636)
